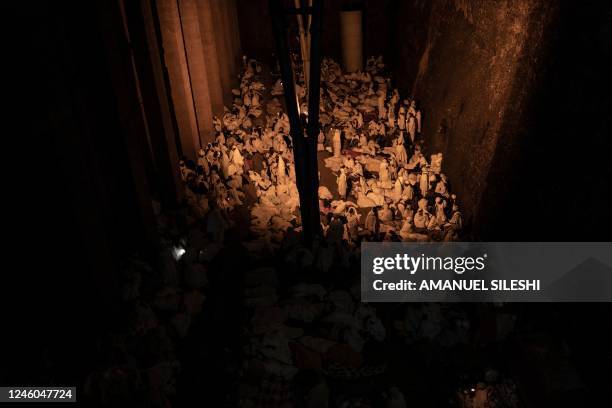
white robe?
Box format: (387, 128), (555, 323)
(332, 129), (342, 157)
(367, 190), (385, 206)
(395, 142), (408, 164)
(387, 109), (395, 128)
(435, 201), (447, 225)
(413, 209), (431, 229)
(398, 111), (406, 130)
(347, 214), (360, 239)
(365, 211), (379, 233)
(379, 162), (392, 188)
(394, 179), (403, 196)
(419, 173), (429, 196)
(277, 156), (286, 184)
(403, 184), (414, 200)
(230, 148), (244, 171)
(318, 186), (333, 200)
(221, 150), (230, 179)
(435, 180), (447, 196)
(337, 171), (347, 198)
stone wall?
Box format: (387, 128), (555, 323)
(395, 0), (611, 239)
(406, 0), (558, 237)
(157, 0), (242, 158)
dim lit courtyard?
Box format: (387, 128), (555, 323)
(6, 0), (612, 407)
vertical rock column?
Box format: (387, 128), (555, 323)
(196, 0), (242, 115)
(177, 0), (214, 144)
(228, 0), (242, 78)
(156, 0), (242, 153)
(340, 9), (363, 72)
(210, 0), (233, 105)
(196, 0), (224, 116)
(139, 0), (184, 206)
(220, 0), (237, 78)
(156, 0), (199, 159)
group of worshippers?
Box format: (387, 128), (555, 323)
(178, 55), (463, 249)
(316, 56), (463, 243)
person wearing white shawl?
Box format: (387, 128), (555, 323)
(243, 89), (252, 107)
(354, 111), (364, 129)
(359, 133), (368, 152)
(346, 207), (360, 241)
(430, 153), (443, 174)
(434, 196), (447, 226)
(395, 132), (408, 164)
(337, 167), (347, 199)
(318, 185), (333, 200)
(379, 160), (392, 188)
(379, 202), (393, 222)
(394, 177), (404, 197)
(435, 175), (448, 196)
(277, 154), (286, 185)
(413, 198), (432, 229)
(364, 207), (380, 236)
(220, 147), (230, 179)
(228, 145), (244, 176)
(274, 112), (290, 133)
(215, 130), (226, 146)
(261, 129), (274, 150)
(387, 106), (396, 128)
(402, 181), (414, 201)
(332, 128), (342, 158)
(446, 204), (462, 231)
(408, 99), (417, 117)
(419, 167), (429, 197)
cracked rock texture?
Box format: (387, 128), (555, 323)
(393, 0), (611, 239)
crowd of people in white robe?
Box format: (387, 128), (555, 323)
(81, 57), (518, 408)
(317, 56), (462, 244)
(178, 55), (463, 252)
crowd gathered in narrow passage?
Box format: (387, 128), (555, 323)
(80, 56), (527, 408)
(179, 55), (463, 255)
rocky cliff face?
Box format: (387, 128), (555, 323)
(396, 0), (611, 239)
(411, 0), (557, 237)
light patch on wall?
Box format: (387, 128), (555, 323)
(451, 0), (473, 23)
